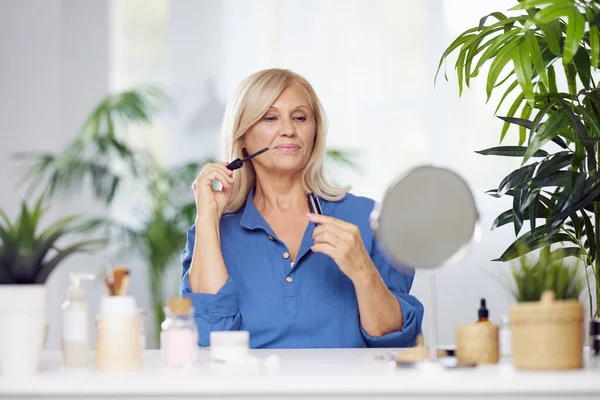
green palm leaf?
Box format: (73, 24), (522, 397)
(439, 0), (600, 312)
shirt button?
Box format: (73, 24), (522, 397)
(286, 276), (293, 283)
(283, 251), (290, 259)
(267, 235), (274, 241)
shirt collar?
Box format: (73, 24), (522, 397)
(239, 187), (272, 233)
(239, 187), (330, 232)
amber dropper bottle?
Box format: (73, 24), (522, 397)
(477, 298), (490, 324)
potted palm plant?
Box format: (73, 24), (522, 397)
(437, 0), (600, 335)
(0, 194), (105, 375)
(506, 247), (585, 369)
(111, 161), (202, 345)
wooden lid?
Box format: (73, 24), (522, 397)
(509, 290), (583, 324)
(168, 297), (191, 316)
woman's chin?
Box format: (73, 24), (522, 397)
(264, 161), (305, 174)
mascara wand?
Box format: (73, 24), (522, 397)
(227, 147), (269, 170)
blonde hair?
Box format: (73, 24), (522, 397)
(221, 68), (351, 213)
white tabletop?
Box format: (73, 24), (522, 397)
(0, 348), (599, 399)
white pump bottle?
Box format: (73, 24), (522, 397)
(61, 273), (95, 367)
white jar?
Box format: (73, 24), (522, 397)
(210, 331), (249, 363)
(95, 296), (142, 372)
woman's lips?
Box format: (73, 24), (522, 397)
(275, 144), (300, 152)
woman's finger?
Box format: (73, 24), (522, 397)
(307, 213), (355, 232)
(313, 223), (353, 243)
(195, 168), (234, 190)
(313, 231), (342, 247)
(310, 242), (339, 259)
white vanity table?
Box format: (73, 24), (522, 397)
(0, 348), (598, 399)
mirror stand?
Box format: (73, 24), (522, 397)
(426, 270), (438, 363)
(373, 165), (480, 370)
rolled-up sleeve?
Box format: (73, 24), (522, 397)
(179, 225), (242, 347)
(360, 241), (424, 348)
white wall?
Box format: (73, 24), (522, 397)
(0, 0), (111, 350)
(0, 0), (62, 216)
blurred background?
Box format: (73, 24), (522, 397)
(2, 0), (584, 350)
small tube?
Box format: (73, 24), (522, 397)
(307, 192), (322, 216)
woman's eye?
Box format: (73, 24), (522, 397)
(263, 115), (307, 122)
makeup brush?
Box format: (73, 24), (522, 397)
(226, 147), (269, 170)
(114, 268), (130, 296)
(206, 147), (270, 192)
(104, 266), (115, 296)
(103, 267), (130, 296)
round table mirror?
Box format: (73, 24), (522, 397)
(371, 165), (480, 363)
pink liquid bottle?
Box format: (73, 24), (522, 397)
(160, 298), (198, 368)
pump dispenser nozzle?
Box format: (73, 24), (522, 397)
(67, 273), (96, 301)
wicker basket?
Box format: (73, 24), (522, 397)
(510, 290), (583, 370)
(455, 323), (499, 365)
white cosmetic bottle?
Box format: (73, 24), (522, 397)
(61, 273), (95, 367)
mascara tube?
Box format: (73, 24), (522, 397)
(307, 192), (322, 217)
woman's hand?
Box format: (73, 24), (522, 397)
(192, 162), (235, 221)
(308, 214), (375, 282)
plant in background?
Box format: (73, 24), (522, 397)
(0, 194), (106, 284)
(507, 246), (586, 302)
(13, 87), (191, 344)
(438, 0), (600, 317)
(14, 88), (164, 205)
(112, 161), (202, 344)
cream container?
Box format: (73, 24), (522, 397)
(210, 331), (250, 363)
(95, 296), (142, 372)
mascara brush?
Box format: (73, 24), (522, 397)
(226, 147), (269, 170)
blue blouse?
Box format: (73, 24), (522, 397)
(180, 189), (424, 348)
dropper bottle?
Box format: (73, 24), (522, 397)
(477, 298), (490, 324)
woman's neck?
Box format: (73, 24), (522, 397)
(253, 177), (307, 215)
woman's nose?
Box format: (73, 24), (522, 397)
(279, 117), (296, 136)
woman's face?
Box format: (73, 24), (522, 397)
(243, 83), (316, 175)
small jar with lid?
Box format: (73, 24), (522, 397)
(160, 297), (198, 368)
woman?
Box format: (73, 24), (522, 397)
(180, 68), (424, 348)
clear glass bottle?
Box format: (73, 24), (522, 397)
(160, 298), (198, 368)
(499, 315), (512, 358)
(137, 308), (147, 351)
